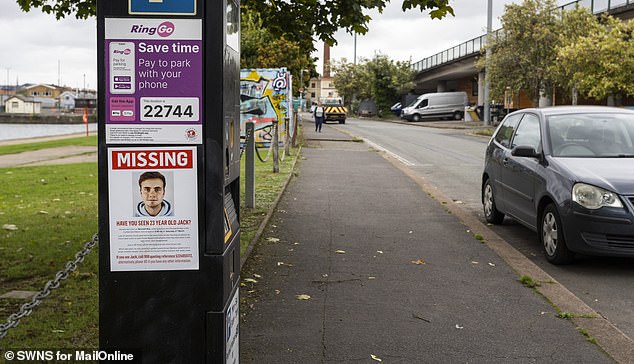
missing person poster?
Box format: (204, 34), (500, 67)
(108, 146), (199, 271)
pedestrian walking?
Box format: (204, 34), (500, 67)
(313, 101), (325, 132)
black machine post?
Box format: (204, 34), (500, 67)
(97, 0), (241, 362)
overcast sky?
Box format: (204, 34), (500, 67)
(316, 0), (572, 74)
(0, 2), (97, 90)
(0, 0), (574, 88)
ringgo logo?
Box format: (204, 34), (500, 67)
(130, 21), (175, 38)
(157, 22), (175, 37)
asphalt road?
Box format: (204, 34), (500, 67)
(335, 116), (634, 341)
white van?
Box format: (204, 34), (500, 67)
(401, 91), (468, 122)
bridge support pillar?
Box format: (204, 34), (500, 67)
(477, 72), (485, 106)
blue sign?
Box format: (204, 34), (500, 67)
(129, 0), (196, 15)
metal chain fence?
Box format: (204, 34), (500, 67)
(255, 135), (274, 163)
(0, 233), (99, 340)
(240, 123), (254, 159)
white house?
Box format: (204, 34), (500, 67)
(4, 95), (41, 114)
(59, 91), (76, 111)
(58, 90), (98, 111)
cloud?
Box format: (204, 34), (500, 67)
(0, 2), (96, 88)
(315, 0), (532, 73)
(0, 0), (575, 87)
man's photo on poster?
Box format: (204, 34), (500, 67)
(133, 171), (175, 217)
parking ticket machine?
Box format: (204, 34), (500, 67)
(97, 0), (241, 362)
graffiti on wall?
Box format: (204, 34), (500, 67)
(240, 68), (292, 147)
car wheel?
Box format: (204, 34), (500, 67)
(453, 111), (463, 120)
(412, 114), (420, 122)
(483, 179), (504, 224)
(541, 204), (574, 265)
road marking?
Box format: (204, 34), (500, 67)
(362, 138), (415, 166)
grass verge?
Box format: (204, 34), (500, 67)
(239, 146), (299, 256)
(0, 141), (300, 349)
(0, 163), (99, 349)
(474, 128), (495, 137)
(0, 136), (97, 156)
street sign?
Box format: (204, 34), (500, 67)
(129, 0), (196, 15)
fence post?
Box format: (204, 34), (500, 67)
(245, 122), (255, 208)
(272, 119), (279, 173)
(284, 116), (291, 157)
(292, 110), (299, 148)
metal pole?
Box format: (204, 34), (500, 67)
(272, 119), (279, 173)
(299, 69), (304, 112)
(354, 33), (357, 65)
(284, 116), (291, 157)
(245, 122), (255, 208)
(292, 110), (299, 148)
(483, 0), (492, 126)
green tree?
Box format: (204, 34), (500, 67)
(366, 54), (414, 113)
(332, 54), (414, 114)
(549, 6), (602, 105)
(240, 7), (316, 96)
(331, 59), (371, 109)
(556, 16), (634, 105)
(478, 0), (559, 106)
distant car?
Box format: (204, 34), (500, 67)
(482, 106), (634, 264)
(401, 91), (468, 121)
(390, 102), (402, 116)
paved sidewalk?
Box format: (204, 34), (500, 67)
(239, 120), (612, 363)
(0, 146), (96, 167)
(0, 132), (97, 167)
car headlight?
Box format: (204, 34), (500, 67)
(572, 183), (623, 209)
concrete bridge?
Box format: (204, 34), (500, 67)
(412, 0), (634, 105)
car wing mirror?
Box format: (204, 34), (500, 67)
(511, 145), (540, 158)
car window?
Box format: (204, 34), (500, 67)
(494, 113), (523, 148)
(511, 114), (541, 150)
(417, 99), (429, 109)
(548, 113), (634, 157)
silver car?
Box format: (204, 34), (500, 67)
(482, 106), (634, 264)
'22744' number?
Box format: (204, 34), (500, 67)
(143, 104), (194, 119)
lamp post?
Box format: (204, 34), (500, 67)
(483, 0), (492, 125)
(354, 33), (357, 65)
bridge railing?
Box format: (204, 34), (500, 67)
(412, 0), (632, 73)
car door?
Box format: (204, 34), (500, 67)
(502, 113), (542, 229)
(486, 113), (523, 212)
(415, 98), (429, 118)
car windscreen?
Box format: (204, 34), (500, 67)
(547, 113), (634, 157)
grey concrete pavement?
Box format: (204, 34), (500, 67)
(0, 132), (97, 167)
(239, 120), (613, 363)
(0, 146), (96, 167)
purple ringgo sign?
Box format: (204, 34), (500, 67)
(105, 18), (203, 144)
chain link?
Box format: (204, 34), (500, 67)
(0, 234), (99, 340)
